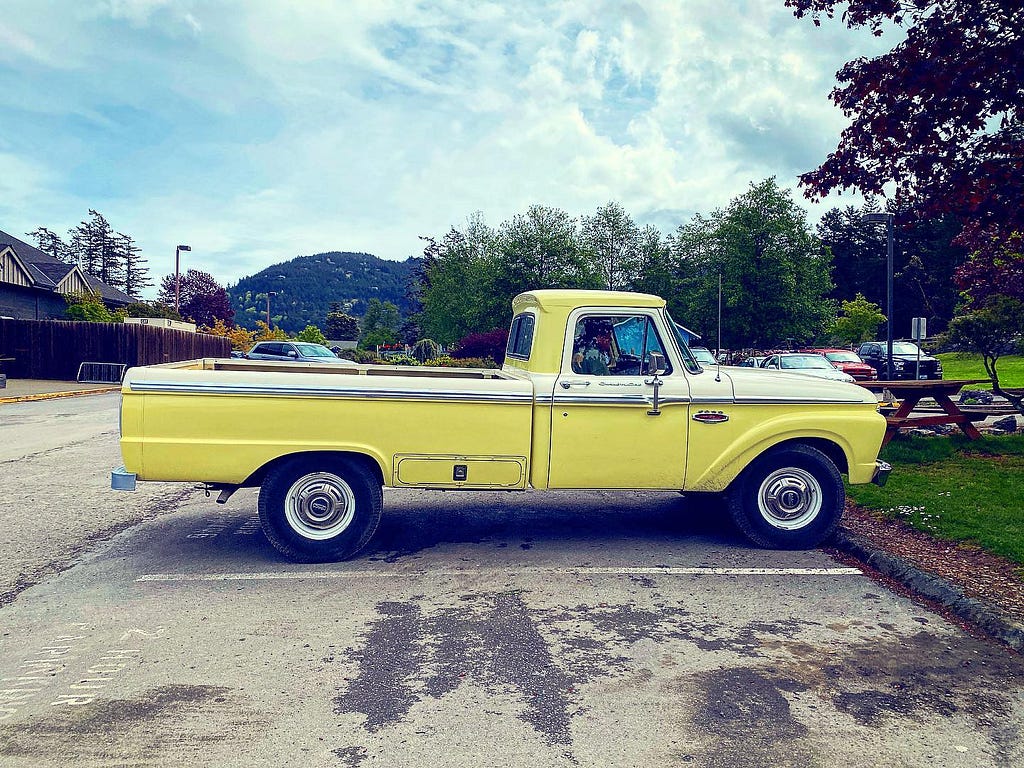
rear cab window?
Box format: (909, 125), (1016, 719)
(506, 313), (536, 361)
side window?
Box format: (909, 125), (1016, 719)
(264, 343), (284, 357)
(506, 314), (536, 360)
(570, 314), (672, 376)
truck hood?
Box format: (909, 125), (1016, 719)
(712, 365), (877, 404)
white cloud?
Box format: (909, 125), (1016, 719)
(0, 0), (895, 294)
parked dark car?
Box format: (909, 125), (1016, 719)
(246, 341), (356, 364)
(856, 341), (943, 380)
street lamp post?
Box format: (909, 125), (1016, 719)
(266, 291), (277, 330)
(862, 213), (894, 380)
(174, 244), (191, 314)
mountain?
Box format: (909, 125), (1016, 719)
(228, 251), (420, 334)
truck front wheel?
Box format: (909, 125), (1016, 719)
(258, 456), (382, 562)
(726, 444), (844, 549)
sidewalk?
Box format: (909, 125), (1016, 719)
(0, 378), (120, 403)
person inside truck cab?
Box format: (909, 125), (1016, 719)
(572, 319), (616, 375)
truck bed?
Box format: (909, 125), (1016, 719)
(119, 358), (536, 489)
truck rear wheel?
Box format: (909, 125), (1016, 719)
(726, 444), (844, 549)
(258, 456), (382, 562)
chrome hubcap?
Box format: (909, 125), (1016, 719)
(756, 467), (822, 530)
(284, 472), (356, 540)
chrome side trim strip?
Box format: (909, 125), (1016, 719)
(129, 380), (534, 403)
(551, 395), (691, 406)
(691, 396), (867, 405)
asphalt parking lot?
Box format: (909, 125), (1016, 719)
(1, 394), (1021, 767)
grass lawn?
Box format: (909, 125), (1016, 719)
(935, 352), (1024, 388)
(847, 434), (1024, 565)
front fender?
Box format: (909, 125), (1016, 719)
(684, 405), (885, 492)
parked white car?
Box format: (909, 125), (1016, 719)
(760, 353), (857, 383)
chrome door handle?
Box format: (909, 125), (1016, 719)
(559, 380), (591, 389)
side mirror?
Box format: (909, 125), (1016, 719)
(647, 350), (666, 376)
(287, 349), (298, 358)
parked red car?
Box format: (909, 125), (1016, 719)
(800, 348), (877, 381)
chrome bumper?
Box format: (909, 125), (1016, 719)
(111, 465), (137, 491)
(872, 460), (892, 487)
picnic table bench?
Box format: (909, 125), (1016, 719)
(856, 379), (990, 445)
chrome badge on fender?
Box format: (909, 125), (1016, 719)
(692, 410), (729, 424)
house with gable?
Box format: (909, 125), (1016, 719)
(0, 227), (132, 319)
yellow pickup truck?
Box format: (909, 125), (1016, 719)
(112, 289), (889, 562)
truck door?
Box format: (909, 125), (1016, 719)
(548, 310), (690, 489)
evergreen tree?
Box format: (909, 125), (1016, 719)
(26, 227), (73, 264)
(325, 303), (360, 340)
(117, 232), (151, 298)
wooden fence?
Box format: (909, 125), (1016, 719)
(0, 319), (231, 380)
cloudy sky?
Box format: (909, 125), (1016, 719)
(0, 1), (894, 291)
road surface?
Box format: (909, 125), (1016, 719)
(0, 394), (1020, 767)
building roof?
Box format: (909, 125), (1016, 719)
(0, 226), (132, 305)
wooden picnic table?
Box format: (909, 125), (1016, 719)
(856, 379), (990, 445)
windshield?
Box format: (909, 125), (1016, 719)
(780, 355), (834, 370)
(295, 344), (335, 357)
(665, 312), (701, 371)
(825, 351), (861, 363)
(892, 342), (923, 355)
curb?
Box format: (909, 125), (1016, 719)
(0, 387), (120, 404)
(832, 528), (1024, 652)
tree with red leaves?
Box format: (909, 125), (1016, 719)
(787, 0), (1023, 262)
(157, 269), (234, 327)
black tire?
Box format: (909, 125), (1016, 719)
(726, 444), (844, 549)
(258, 455), (382, 562)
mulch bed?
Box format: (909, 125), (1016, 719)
(839, 500), (1024, 627)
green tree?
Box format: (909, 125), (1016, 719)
(325, 303), (360, 340)
(945, 296), (1024, 415)
(630, 225), (673, 298)
(817, 203), (967, 334)
(670, 179), (834, 347)
(829, 293), (886, 346)
(359, 298), (401, 347)
(418, 216), (502, 344)
(581, 201), (641, 290)
(296, 325), (328, 345)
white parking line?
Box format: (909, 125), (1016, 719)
(137, 566), (862, 582)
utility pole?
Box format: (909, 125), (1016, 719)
(266, 291), (277, 330)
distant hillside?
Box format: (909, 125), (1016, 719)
(228, 251), (419, 334)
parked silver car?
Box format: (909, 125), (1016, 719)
(246, 341), (356, 364)
(760, 353), (856, 383)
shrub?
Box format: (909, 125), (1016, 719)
(423, 355), (498, 369)
(347, 348), (380, 364)
(411, 338), (441, 362)
(64, 290), (122, 323)
(453, 329), (508, 364)
(201, 318), (256, 351)
(381, 354), (420, 366)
